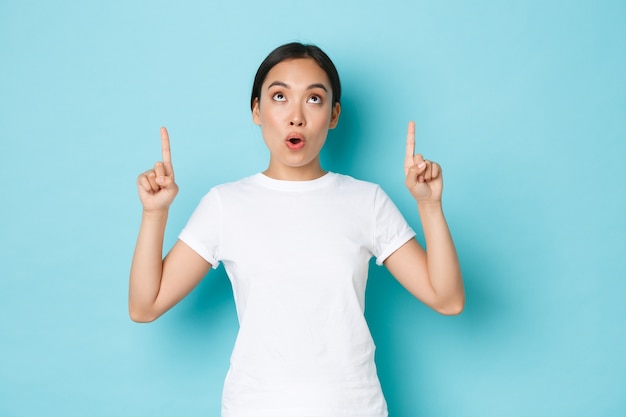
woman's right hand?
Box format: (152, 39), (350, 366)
(137, 127), (179, 213)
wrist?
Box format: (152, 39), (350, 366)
(141, 209), (169, 220)
(417, 200), (444, 217)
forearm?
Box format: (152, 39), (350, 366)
(128, 211), (169, 321)
(418, 202), (465, 313)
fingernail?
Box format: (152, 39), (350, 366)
(418, 162), (425, 169)
(156, 176), (165, 185)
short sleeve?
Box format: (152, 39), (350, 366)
(371, 186), (416, 265)
(178, 188), (222, 269)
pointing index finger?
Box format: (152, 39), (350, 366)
(404, 121), (416, 176)
(160, 126), (174, 176)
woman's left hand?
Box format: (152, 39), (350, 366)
(404, 121), (443, 204)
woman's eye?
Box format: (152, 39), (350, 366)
(272, 93), (286, 102)
(308, 95), (321, 104)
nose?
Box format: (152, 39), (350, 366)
(289, 105), (305, 127)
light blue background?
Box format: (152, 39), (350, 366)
(1, 1), (625, 416)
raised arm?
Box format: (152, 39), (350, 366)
(129, 127), (211, 322)
(383, 121), (465, 315)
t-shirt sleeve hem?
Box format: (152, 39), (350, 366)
(178, 232), (220, 269)
(375, 228), (416, 266)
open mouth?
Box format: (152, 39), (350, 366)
(285, 134), (305, 149)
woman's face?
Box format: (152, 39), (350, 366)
(252, 58), (340, 180)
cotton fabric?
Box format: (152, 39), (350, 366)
(179, 172), (415, 417)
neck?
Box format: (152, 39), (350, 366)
(263, 163), (327, 181)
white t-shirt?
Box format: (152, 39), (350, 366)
(179, 172), (415, 417)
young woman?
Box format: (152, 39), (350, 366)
(129, 42), (464, 417)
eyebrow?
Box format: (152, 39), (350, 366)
(267, 81), (328, 92)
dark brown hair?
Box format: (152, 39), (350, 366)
(250, 42), (341, 110)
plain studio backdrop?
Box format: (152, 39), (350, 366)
(1, 1), (624, 416)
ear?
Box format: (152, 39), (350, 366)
(252, 97), (261, 126)
(329, 102), (341, 129)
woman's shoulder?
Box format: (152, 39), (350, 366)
(327, 173), (387, 201)
(192, 174), (259, 205)
(330, 172), (382, 190)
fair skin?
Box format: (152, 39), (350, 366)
(251, 58), (341, 181)
(129, 58), (463, 323)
